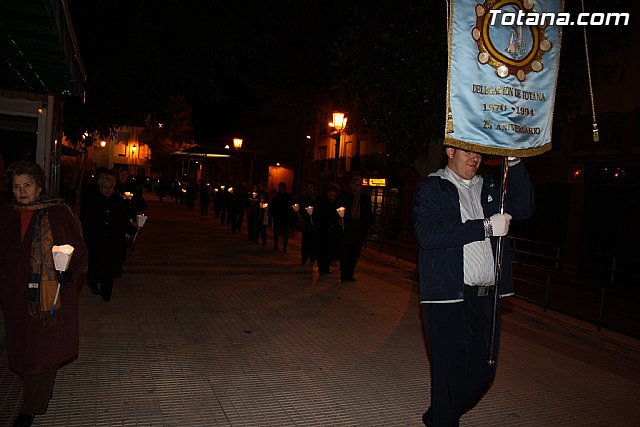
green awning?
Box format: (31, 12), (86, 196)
(0, 0), (85, 97)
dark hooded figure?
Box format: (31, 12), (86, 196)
(80, 173), (138, 302)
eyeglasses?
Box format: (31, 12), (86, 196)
(460, 149), (482, 156)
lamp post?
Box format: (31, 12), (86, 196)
(233, 137), (258, 188)
(233, 137), (247, 185)
(330, 112), (347, 184)
(131, 143), (137, 173)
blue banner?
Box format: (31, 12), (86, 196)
(446, 0), (563, 157)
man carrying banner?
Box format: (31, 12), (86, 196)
(412, 150), (534, 426)
(413, 0), (562, 422)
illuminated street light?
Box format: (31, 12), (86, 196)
(233, 138), (243, 149)
(100, 140), (107, 148)
(330, 112), (348, 183)
(131, 144), (137, 170)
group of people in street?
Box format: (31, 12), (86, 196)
(0, 161), (147, 426)
(0, 144), (535, 426)
(160, 148), (535, 427)
(192, 177), (373, 284)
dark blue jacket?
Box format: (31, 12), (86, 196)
(412, 162), (534, 302)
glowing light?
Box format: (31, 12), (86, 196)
(331, 112), (348, 131)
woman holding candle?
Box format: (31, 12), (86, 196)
(80, 173), (138, 302)
(335, 176), (371, 283)
(313, 183), (341, 277)
(0, 161), (88, 427)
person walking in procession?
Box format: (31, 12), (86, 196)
(0, 161), (88, 427)
(269, 182), (294, 254)
(412, 148), (534, 426)
(298, 180), (318, 265)
(80, 173), (138, 302)
(335, 176), (371, 283)
(313, 183), (341, 277)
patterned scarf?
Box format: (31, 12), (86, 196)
(14, 198), (67, 324)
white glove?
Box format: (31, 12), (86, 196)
(489, 213), (512, 237)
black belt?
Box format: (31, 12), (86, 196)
(464, 285), (495, 297)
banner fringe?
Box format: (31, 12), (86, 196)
(443, 136), (552, 157)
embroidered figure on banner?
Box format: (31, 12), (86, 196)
(472, 0), (553, 82)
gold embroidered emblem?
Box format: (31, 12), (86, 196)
(472, 0), (553, 81)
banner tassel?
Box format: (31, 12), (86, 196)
(446, 109), (454, 133)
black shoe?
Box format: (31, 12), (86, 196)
(422, 407), (432, 427)
(88, 283), (100, 295)
(13, 413), (34, 427)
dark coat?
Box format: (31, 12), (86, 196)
(313, 195), (341, 260)
(0, 203), (88, 375)
(412, 162), (535, 302)
(335, 191), (372, 245)
(269, 191), (295, 230)
(80, 192), (137, 280)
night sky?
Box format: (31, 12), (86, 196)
(66, 0), (348, 142)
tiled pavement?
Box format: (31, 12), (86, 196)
(1, 194), (639, 426)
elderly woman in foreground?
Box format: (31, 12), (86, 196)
(0, 161), (88, 427)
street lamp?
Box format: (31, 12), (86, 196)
(233, 137), (258, 188)
(131, 144), (137, 171)
(330, 112), (348, 183)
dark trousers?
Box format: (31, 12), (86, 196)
(273, 227), (289, 252)
(339, 242), (363, 281)
(247, 213), (256, 239)
(257, 225), (267, 245)
(301, 231), (316, 263)
(317, 259), (331, 274)
(421, 287), (501, 427)
(99, 278), (115, 301)
(200, 200), (209, 216)
(231, 211), (244, 234)
(88, 270), (115, 301)
(21, 365), (57, 414)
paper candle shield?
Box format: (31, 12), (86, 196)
(136, 214), (148, 227)
(337, 207), (346, 218)
(51, 245), (74, 271)
(292, 204), (299, 212)
(305, 206), (313, 216)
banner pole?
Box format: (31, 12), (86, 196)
(488, 157), (509, 365)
